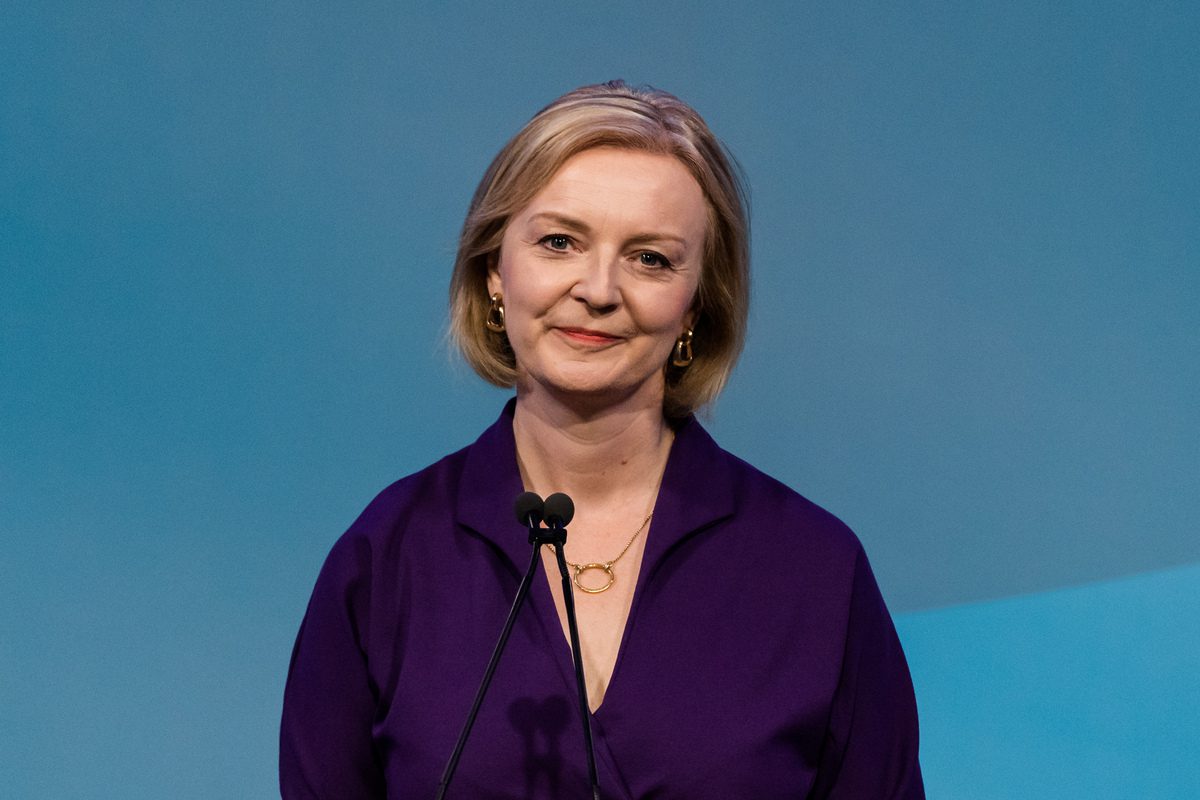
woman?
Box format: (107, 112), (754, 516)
(281, 81), (924, 799)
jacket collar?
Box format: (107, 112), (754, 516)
(455, 399), (736, 577)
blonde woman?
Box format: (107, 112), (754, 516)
(281, 81), (923, 799)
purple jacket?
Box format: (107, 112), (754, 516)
(280, 402), (924, 799)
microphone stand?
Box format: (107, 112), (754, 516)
(544, 517), (601, 800)
(435, 495), (601, 800)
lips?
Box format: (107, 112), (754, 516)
(555, 326), (624, 345)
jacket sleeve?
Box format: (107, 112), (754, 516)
(280, 532), (386, 799)
(810, 544), (925, 799)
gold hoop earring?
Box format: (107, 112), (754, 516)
(671, 328), (694, 367)
(485, 293), (505, 332)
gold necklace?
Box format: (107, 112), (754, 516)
(554, 510), (654, 594)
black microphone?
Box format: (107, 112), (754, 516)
(436, 493), (547, 799)
(515, 491), (545, 529)
(435, 491), (600, 800)
(543, 492), (575, 528)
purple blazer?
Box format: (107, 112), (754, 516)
(280, 402), (924, 799)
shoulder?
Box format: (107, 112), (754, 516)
(713, 435), (864, 556)
(318, 443), (473, 579)
(711, 439), (903, 671)
(670, 415), (864, 566)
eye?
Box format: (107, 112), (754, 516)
(539, 234), (573, 251)
(639, 251), (673, 269)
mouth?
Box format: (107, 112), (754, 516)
(554, 326), (624, 346)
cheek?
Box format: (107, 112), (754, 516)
(501, 267), (566, 315)
(648, 289), (700, 334)
(489, 232), (525, 297)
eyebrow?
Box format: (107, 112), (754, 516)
(524, 212), (690, 249)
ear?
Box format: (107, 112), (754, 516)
(683, 295), (701, 332)
(485, 250), (502, 297)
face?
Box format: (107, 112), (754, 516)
(488, 147), (708, 409)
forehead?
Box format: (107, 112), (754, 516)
(518, 147), (709, 240)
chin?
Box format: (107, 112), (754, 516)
(530, 370), (664, 409)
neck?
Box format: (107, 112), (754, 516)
(512, 386), (673, 510)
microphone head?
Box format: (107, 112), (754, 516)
(543, 492), (575, 528)
(514, 491), (544, 527)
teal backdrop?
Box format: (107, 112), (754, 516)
(2, 2), (1196, 797)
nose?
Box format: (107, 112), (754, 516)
(569, 251), (621, 311)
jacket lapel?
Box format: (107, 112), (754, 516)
(453, 399), (530, 574)
(639, 415), (737, 583)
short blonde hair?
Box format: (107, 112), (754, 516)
(449, 80), (750, 419)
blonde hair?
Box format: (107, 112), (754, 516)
(449, 81), (750, 418)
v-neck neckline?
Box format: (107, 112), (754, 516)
(530, 510), (655, 716)
(452, 397), (738, 717)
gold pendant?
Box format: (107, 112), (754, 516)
(572, 562), (616, 594)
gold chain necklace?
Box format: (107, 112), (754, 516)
(553, 510), (654, 594)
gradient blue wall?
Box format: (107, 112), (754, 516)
(2, 2), (1196, 797)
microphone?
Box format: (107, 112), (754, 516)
(543, 492), (574, 528)
(514, 491), (545, 528)
(435, 491), (600, 800)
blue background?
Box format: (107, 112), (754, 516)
(2, 2), (1196, 797)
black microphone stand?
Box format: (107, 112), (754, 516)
(543, 493), (601, 800)
(435, 493), (601, 800)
